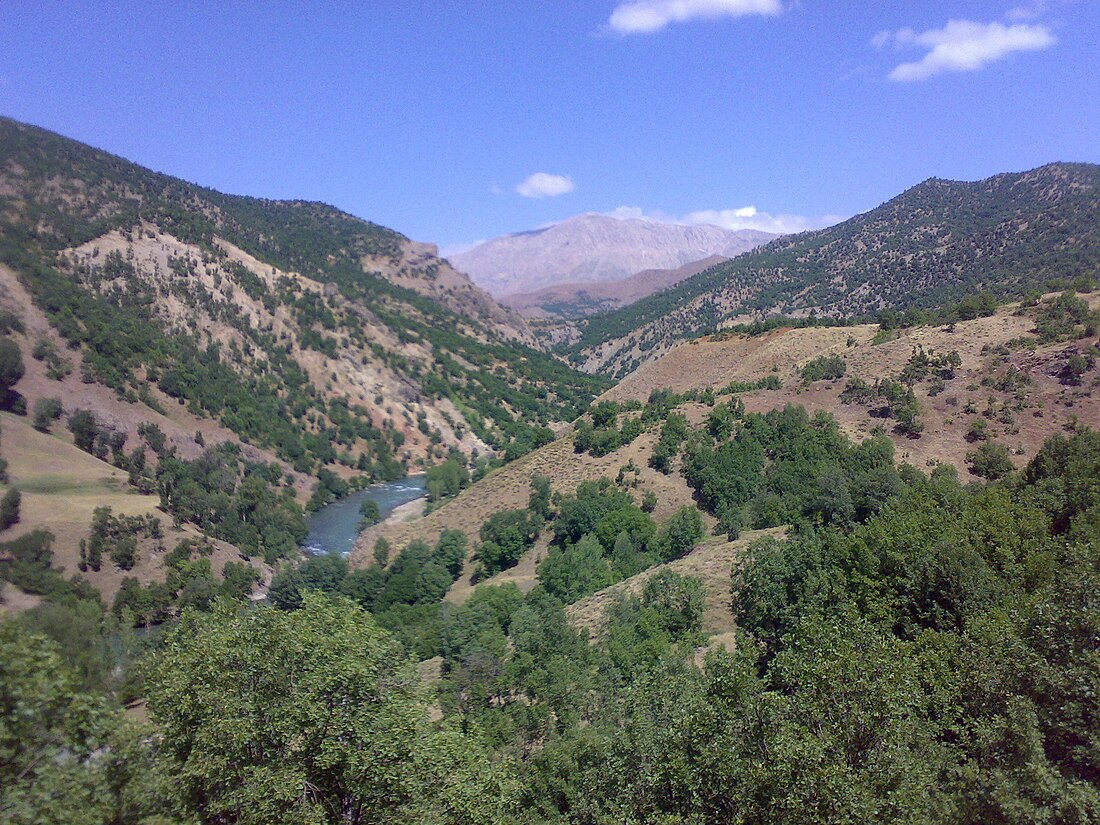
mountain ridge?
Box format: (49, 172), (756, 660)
(0, 115), (610, 607)
(569, 161), (1100, 377)
(500, 255), (730, 320)
(450, 213), (776, 297)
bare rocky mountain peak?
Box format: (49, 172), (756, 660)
(450, 212), (778, 297)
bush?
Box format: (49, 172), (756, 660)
(32, 397), (63, 432)
(359, 498), (381, 526)
(0, 487), (21, 530)
(658, 506), (704, 561)
(800, 354), (847, 384)
(0, 336), (24, 394)
(538, 535), (614, 603)
(478, 509), (539, 575)
(967, 441), (1014, 480)
(68, 409), (99, 453)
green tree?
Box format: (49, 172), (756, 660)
(31, 397), (62, 431)
(0, 336), (24, 395)
(68, 408), (99, 453)
(528, 474), (552, 521)
(0, 487), (20, 530)
(0, 622), (177, 824)
(435, 529), (469, 578)
(594, 505), (656, 554)
(358, 497), (381, 526)
(145, 596), (514, 824)
(658, 506), (704, 561)
(967, 441), (1014, 480)
(538, 535), (614, 604)
(478, 509), (538, 575)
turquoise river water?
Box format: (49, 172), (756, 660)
(302, 476), (427, 555)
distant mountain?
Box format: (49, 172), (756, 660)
(449, 214), (776, 297)
(501, 255), (729, 319)
(571, 162), (1100, 377)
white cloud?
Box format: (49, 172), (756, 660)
(515, 172), (576, 198)
(1006, 1), (1050, 21)
(870, 29), (892, 50)
(877, 19), (1055, 82)
(606, 0), (783, 35)
(606, 205), (842, 235)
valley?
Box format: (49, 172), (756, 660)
(3, 116), (1100, 824)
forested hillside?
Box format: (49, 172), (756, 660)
(0, 116), (608, 613)
(6, 415), (1100, 822)
(573, 163), (1100, 376)
(0, 117), (607, 467)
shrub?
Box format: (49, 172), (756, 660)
(0, 488), (21, 530)
(359, 498), (382, 526)
(967, 441), (1014, 480)
(32, 397), (63, 432)
(658, 506), (704, 561)
(800, 354), (847, 384)
(0, 337), (24, 394)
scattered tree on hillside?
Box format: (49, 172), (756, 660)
(0, 487), (20, 530)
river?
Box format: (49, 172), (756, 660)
(302, 476), (427, 555)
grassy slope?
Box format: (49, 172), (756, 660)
(0, 412), (259, 609)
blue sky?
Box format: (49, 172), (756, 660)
(0, 1), (1096, 253)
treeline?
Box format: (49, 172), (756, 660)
(154, 440), (307, 563)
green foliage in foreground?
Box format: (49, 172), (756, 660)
(0, 622), (182, 825)
(481, 428), (1100, 823)
(6, 421), (1100, 823)
(145, 596), (514, 825)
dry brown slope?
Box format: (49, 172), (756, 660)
(603, 299), (1100, 475)
(0, 261), (310, 488)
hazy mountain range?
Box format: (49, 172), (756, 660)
(500, 255), (730, 320)
(449, 214), (777, 297)
(567, 162), (1100, 377)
